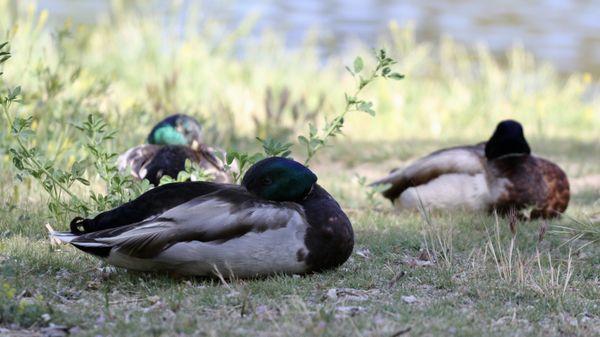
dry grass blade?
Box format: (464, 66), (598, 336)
(416, 197), (454, 269)
(550, 213), (600, 250)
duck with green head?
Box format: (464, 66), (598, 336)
(50, 157), (354, 277)
(371, 120), (570, 219)
(117, 114), (231, 186)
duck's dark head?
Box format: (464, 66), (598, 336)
(242, 157), (317, 202)
(485, 120), (531, 160)
(147, 114), (203, 148)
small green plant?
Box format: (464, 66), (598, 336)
(224, 138), (293, 183)
(158, 159), (215, 185)
(75, 114), (150, 211)
(2, 42), (85, 222)
(299, 49), (403, 165)
(224, 49), (404, 181)
(0, 282), (54, 328)
(2, 43), (149, 223)
(0, 41), (9, 73)
(356, 174), (389, 206)
(225, 151), (264, 183)
(257, 137), (293, 158)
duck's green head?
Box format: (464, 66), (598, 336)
(242, 157), (317, 202)
(147, 114), (202, 148)
(485, 119), (531, 160)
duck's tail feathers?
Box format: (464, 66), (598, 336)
(46, 224), (77, 244)
(369, 170), (411, 202)
(369, 169), (404, 187)
(46, 224), (113, 257)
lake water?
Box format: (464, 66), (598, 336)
(36, 0), (600, 75)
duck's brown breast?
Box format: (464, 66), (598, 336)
(488, 155), (569, 219)
(531, 157), (570, 218)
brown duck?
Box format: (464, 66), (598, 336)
(371, 120), (569, 219)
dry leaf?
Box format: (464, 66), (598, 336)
(355, 248), (371, 259)
(401, 295), (417, 304)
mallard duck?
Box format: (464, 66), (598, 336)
(371, 120), (570, 219)
(50, 157), (354, 277)
(117, 114), (231, 186)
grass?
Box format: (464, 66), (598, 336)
(1, 1), (599, 336)
(1, 139), (598, 337)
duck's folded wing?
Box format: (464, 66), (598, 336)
(117, 144), (161, 179)
(71, 181), (227, 233)
(68, 189), (304, 258)
(195, 146), (234, 183)
(371, 145), (486, 200)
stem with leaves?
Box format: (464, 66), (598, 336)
(2, 42), (151, 222)
(224, 49), (404, 181)
(299, 49), (403, 165)
(1, 43), (78, 200)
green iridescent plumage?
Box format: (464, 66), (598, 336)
(118, 114), (231, 185)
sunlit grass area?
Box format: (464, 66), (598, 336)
(0, 1), (599, 336)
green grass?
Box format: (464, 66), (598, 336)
(1, 2), (599, 336)
(1, 138), (598, 336)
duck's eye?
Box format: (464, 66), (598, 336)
(261, 177), (273, 186)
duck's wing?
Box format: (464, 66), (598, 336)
(117, 144), (161, 180)
(70, 181), (227, 233)
(54, 187), (304, 259)
(371, 144), (486, 201)
(196, 146), (233, 183)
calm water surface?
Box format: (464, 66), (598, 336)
(36, 0), (600, 75)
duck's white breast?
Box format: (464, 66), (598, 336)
(395, 173), (492, 211)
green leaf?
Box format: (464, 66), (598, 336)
(257, 137), (293, 157)
(8, 86), (21, 100)
(358, 101), (376, 116)
(298, 135), (309, 146)
(0, 42), (8, 49)
(0, 55), (10, 64)
(359, 77), (369, 89)
(345, 94), (358, 105)
(77, 178), (90, 186)
(353, 56), (364, 73)
(309, 123), (318, 137)
(388, 73), (405, 80)
(226, 151), (238, 165)
(344, 66), (354, 76)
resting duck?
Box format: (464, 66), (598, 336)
(371, 120), (570, 219)
(117, 114), (231, 186)
(50, 157), (354, 277)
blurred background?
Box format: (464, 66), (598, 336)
(0, 0), (599, 188)
(37, 0), (600, 75)
(2, 0), (599, 145)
